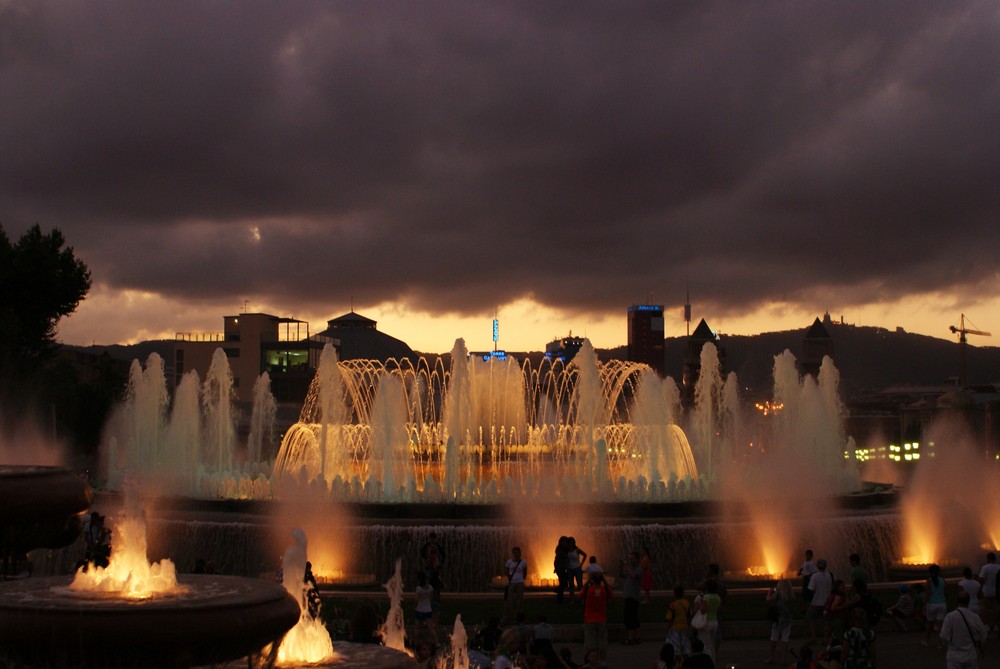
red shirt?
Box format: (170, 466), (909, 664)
(582, 581), (611, 623)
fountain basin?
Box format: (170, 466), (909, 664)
(295, 641), (419, 669)
(0, 465), (92, 552)
(0, 574), (299, 667)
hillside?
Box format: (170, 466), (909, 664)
(605, 323), (1000, 401)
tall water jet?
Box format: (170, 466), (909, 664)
(164, 370), (201, 495)
(371, 374), (408, 500)
(203, 348), (236, 475)
(316, 343), (346, 487)
(119, 354), (169, 483)
(572, 340), (606, 493)
(629, 370), (697, 489)
(448, 614), (469, 669)
(692, 343), (723, 475)
(443, 339), (471, 500)
(382, 558), (406, 652)
(248, 372), (277, 464)
(276, 528), (335, 665)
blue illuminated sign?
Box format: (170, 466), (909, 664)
(493, 319), (499, 342)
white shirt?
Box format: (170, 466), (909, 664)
(941, 607), (988, 664)
(979, 562), (1000, 598)
(415, 584), (434, 613)
(958, 578), (982, 613)
(506, 558), (526, 584)
(808, 571), (833, 607)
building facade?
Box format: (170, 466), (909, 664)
(627, 304), (665, 376)
(174, 312), (335, 406)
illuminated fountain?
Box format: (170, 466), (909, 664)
(272, 339), (702, 503)
(0, 483), (299, 668)
(894, 412), (1000, 575)
(89, 336), (890, 593)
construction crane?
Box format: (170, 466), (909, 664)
(949, 313), (991, 386)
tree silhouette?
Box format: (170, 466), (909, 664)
(0, 224), (91, 379)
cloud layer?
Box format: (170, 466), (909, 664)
(3, 1), (999, 332)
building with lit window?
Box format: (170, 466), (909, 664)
(174, 312), (335, 406)
(627, 304), (665, 376)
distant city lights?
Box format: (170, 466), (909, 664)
(754, 401), (783, 415)
(853, 441), (938, 463)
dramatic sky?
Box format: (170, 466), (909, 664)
(3, 1), (998, 353)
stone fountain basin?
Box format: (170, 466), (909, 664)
(0, 574), (299, 668)
(0, 464), (92, 551)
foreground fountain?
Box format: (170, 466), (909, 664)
(0, 481), (300, 668)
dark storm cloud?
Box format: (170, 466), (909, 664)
(2, 0), (998, 318)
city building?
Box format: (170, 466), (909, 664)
(318, 311), (415, 362)
(544, 333), (586, 364)
(627, 304), (665, 376)
(801, 314), (835, 377)
(174, 312), (334, 406)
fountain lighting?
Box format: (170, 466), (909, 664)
(275, 528), (336, 666)
(314, 571), (378, 587)
(69, 486), (185, 599)
(897, 412), (1000, 568)
(443, 614), (469, 669)
(102, 337), (868, 510)
(381, 559), (407, 652)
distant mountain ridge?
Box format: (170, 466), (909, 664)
(603, 322), (1000, 401)
(69, 324), (1000, 402)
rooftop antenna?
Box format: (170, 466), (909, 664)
(243, 299), (249, 314)
(684, 281), (692, 336)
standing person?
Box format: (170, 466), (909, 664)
(420, 532), (445, 576)
(640, 546), (654, 603)
(566, 538), (587, 602)
(698, 563), (727, 658)
(695, 579), (722, 666)
(415, 570), (438, 643)
(826, 580), (851, 645)
(941, 589), (988, 669)
(766, 579), (794, 665)
(848, 553), (869, 587)
(502, 546), (527, 625)
(622, 551), (643, 645)
(923, 563), (947, 648)
(958, 567), (983, 616)
(979, 551), (1000, 634)
(581, 566), (612, 662)
(805, 559), (833, 645)
(665, 584), (692, 663)
(841, 606), (876, 669)
(797, 549), (818, 601)
(554, 536), (570, 604)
